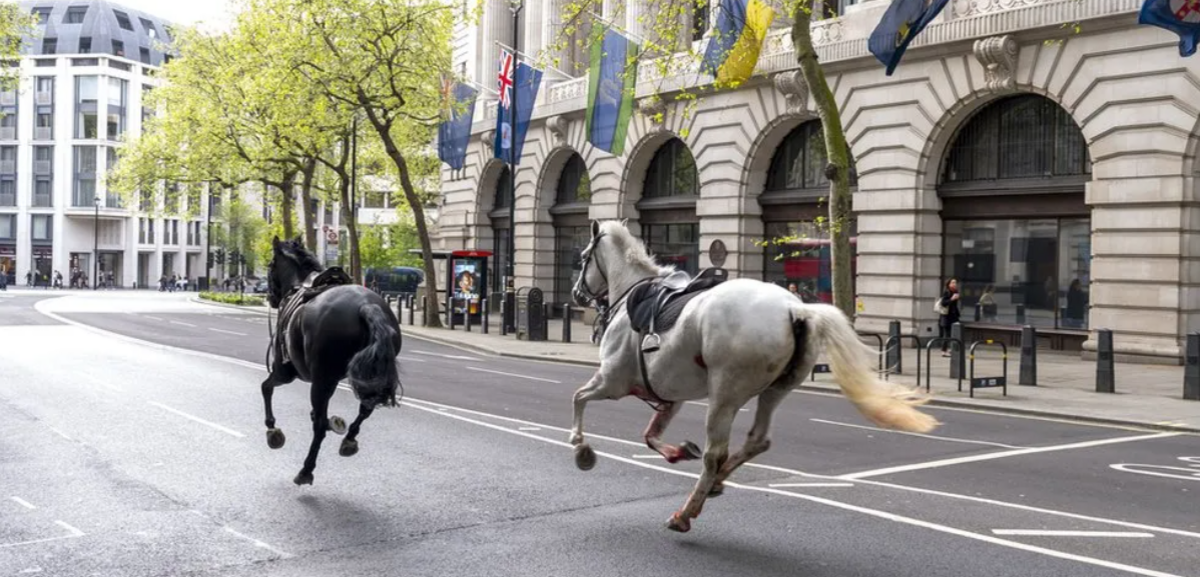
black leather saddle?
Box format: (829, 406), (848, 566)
(627, 267), (728, 352)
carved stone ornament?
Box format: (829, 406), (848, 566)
(547, 115), (568, 144)
(773, 70), (809, 116)
(636, 98), (667, 133)
(481, 129), (495, 155)
(974, 35), (1019, 93)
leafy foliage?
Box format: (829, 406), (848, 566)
(200, 291), (266, 306)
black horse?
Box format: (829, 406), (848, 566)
(263, 236), (403, 486)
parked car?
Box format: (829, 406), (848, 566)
(253, 280), (269, 294)
(364, 266), (424, 295)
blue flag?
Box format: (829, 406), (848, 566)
(437, 79), (478, 171)
(1139, 0), (1200, 57)
(494, 50), (543, 165)
(868, 0), (950, 76)
(586, 27), (639, 155)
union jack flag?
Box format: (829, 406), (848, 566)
(497, 50), (515, 109)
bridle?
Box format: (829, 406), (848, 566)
(575, 232), (609, 305)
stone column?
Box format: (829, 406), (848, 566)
(477, 0), (514, 87)
(524, 0), (543, 64)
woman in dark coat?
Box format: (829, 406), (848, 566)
(939, 278), (961, 356)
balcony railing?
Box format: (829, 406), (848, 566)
(0, 127), (15, 141)
(0, 92), (15, 106)
(34, 160), (51, 174)
(32, 193), (51, 207)
(35, 92), (52, 106)
(106, 194), (122, 208)
(0, 160), (14, 174)
(34, 126), (52, 141)
(72, 188), (96, 208)
(0, 191), (13, 206)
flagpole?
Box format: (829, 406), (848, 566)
(505, 0), (522, 334)
(493, 40), (573, 79)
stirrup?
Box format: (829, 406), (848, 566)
(641, 333), (662, 353)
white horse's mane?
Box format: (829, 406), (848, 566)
(599, 220), (674, 276)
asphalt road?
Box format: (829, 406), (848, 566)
(1, 290), (1197, 577)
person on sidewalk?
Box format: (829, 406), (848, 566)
(938, 278), (961, 357)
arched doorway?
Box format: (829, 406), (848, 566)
(760, 120), (857, 304)
(551, 153), (591, 310)
(488, 165), (512, 302)
(638, 138), (699, 274)
(938, 94), (1091, 337)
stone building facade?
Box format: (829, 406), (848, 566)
(436, 0), (1200, 363)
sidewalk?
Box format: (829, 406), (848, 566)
(397, 308), (1200, 433)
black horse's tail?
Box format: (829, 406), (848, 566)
(347, 304), (401, 408)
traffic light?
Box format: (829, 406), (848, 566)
(215, 248), (225, 265)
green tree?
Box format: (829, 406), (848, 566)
(0, 3), (34, 92)
(211, 195), (268, 277)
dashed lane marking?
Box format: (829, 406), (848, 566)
(169, 320), (197, 328)
(148, 401), (245, 438)
(396, 355), (428, 363)
(768, 483), (855, 488)
(810, 418), (1027, 449)
(992, 530), (1155, 538)
(10, 496), (35, 510)
(413, 350), (481, 361)
(0, 520), (85, 549)
(839, 432), (1181, 480)
(465, 366), (561, 384)
(208, 328), (248, 336)
(686, 400), (748, 412)
(223, 526), (293, 558)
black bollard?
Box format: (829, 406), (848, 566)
(562, 303), (571, 343)
(500, 299), (508, 337)
(950, 322), (963, 380)
(408, 295), (415, 326)
(1016, 304), (1026, 325)
(465, 301), (472, 332)
(887, 320), (902, 374)
(1019, 325), (1037, 386)
(446, 294), (454, 330)
(974, 303), (982, 322)
(1096, 329), (1115, 393)
(1185, 333), (1199, 401)
(482, 298), (489, 334)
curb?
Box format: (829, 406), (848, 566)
(405, 328), (1200, 434)
(189, 296), (270, 315)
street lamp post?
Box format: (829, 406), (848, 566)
(92, 195), (100, 290)
(504, 0), (522, 333)
(205, 188), (213, 291)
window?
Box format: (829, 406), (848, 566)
(942, 218), (1091, 331)
(36, 110), (53, 139)
(363, 190), (387, 208)
(554, 225), (590, 307)
(75, 76), (98, 139)
(555, 154), (591, 204)
(644, 139), (698, 198)
(111, 40), (125, 58)
(0, 146), (15, 173)
(138, 217), (148, 243)
(139, 47), (150, 65)
(107, 77), (127, 140)
(31, 215), (52, 241)
(692, 1), (710, 42)
(33, 178), (51, 207)
(944, 94), (1091, 184)
(763, 220), (858, 303)
(42, 37), (57, 55)
(0, 179), (14, 207)
(32, 7), (51, 24)
(642, 223), (699, 275)
(35, 76), (54, 95)
(114, 10), (133, 31)
(65, 6), (87, 24)
(78, 37), (91, 53)
(0, 105), (17, 139)
(139, 17), (156, 36)
(0, 214), (13, 238)
(766, 121), (857, 192)
(73, 145), (96, 207)
(492, 166), (512, 210)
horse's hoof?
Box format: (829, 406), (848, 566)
(293, 471), (314, 486)
(266, 428), (286, 450)
(708, 482), (725, 497)
(339, 439), (359, 457)
(680, 441), (703, 460)
(574, 444), (597, 471)
(666, 512), (691, 533)
(328, 416), (347, 435)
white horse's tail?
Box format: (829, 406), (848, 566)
(802, 304), (940, 434)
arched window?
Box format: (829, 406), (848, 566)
(488, 165), (513, 297)
(766, 120), (857, 193)
(551, 154), (591, 309)
(639, 138), (699, 274)
(644, 138), (698, 199)
(943, 94), (1090, 184)
(492, 166), (512, 210)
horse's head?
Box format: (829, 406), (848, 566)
(268, 235), (322, 308)
(572, 221), (609, 306)
(572, 219), (661, 307)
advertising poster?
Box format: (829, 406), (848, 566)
(453, 260), (481, 315)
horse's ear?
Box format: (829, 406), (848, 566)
(272, 235), (281, 250)
(619, 218), (628, 228)
(591, 220), (600, 238)
(294, 235), (304, 246)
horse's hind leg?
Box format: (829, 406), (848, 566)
(667, 398), (741, 533)
(569, 372), (610, 471)
(708, 382), (796, 497)
(294, 380), (336, 486)
(338, 403), (375, 457)
(643, 403), (701, 464)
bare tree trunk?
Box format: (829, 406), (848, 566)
(269, 172), (297, 241)
(362, 119), (442, 327)
(331, 134), (362, 283)
(792, 6), (854, 319)
(299, 158), (318, 252)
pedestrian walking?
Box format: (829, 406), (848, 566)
(936, 278), (960, 356)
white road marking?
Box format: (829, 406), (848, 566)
(169, 320), (197, 327)
(208, 328), (247, 336)
(399, 402), (1190, 577)
(685, 400), (748, 412)
(413, 350), (481, 361)
(143, 316), (164, 322)
(396, 355), (428, 363)
(631, 454), (663, 459)
(48, 427), (73, 442)
(768, 483), (855, 488)
(148, 401), (245, 438)
(1110, 463), (1200, 482)
(10, 496), (35, 510)
(54, 521), (84, 537)
(810, 418), (1027, 449)
(466, 366), (561, 383)
(840, 432), (1181, 480)
(518, 427), (542, 431)
(223, 526), (293, 558)
(992, 530), (1154, 538)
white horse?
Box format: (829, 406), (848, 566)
(569, 220), (939, 533)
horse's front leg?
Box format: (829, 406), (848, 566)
(294, 380), (336, 486)
(643, 403), (701, 464)
(569, 372), (612, 471)
(667, 397), (740, 533)
(338, 403), (375, 457)
(261, 361), (296, 449)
